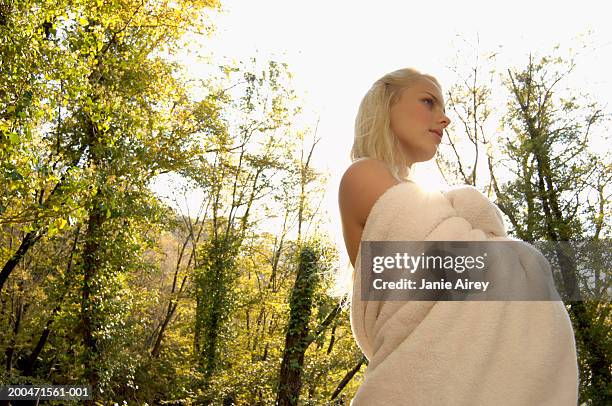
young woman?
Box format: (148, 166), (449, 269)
(339, 68), (450, 270)
(337, 67), (578, 405)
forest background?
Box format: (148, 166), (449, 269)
(1, 0), (610, 404)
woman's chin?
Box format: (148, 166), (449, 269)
(398, 143), (437, 163)
(415, 146), (438, 163)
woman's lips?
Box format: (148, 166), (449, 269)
(429, 130), (442, 142)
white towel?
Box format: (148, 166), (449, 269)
(350, 181), (579, 405)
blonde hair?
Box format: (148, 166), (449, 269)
(351, 67), (443, 181)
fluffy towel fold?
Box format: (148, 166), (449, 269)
(350, 181), (579, 406)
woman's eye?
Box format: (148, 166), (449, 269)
(423, 98), (434, 107)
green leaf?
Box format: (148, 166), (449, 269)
(8, 132), (19, 144)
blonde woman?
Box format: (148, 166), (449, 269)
(339, 69), (449, 270)
(338, 67), (579, 405)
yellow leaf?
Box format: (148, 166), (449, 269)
(48, 226), (57, 238)
(57, 218), (67, 230)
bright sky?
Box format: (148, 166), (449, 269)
(150, 0), (611, 273)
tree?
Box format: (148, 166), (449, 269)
(191, 58), (300, 391)
(499, 49), (611, 404)
(1, 0), (222, 402)
(441, 37), (612, 404)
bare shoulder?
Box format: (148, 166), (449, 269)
(338, 158), (400, 227)
(338, 158), (401, 268)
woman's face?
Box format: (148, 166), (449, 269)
(389, 78), (451, 165)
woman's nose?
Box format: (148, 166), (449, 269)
(440, 113), (451, 127)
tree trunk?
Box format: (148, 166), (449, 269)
(276, 245), (319, 406)
(81, 190), (105, 404)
